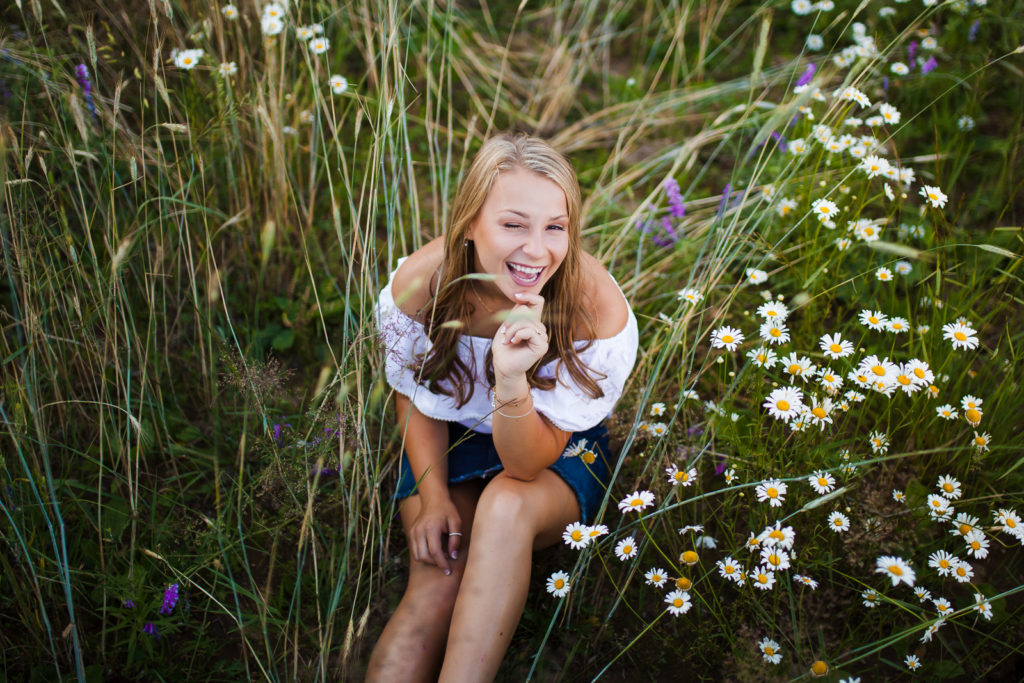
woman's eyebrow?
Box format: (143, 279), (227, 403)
(500, 209), (568, 221)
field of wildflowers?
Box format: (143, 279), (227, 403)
(2, 0), (1023, 679)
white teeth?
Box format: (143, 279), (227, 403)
(508, 263), (543, 275)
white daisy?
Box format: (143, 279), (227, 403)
(710, 325), (745, 352)
(755, 479), (788, 508)
(614, 536), (638, 561)
(546, 570), (571, 597)
(618, 490), (655, 514)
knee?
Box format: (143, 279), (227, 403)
(473, 475), (532, 538)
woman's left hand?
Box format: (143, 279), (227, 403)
(492, 292), (549, 381)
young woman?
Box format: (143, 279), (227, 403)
(367, 133), (638, 682)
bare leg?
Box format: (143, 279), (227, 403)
(438, 471), (581, 683)
(366, 479), (486, 682)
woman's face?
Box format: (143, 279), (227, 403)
(466, 167), (570, 301)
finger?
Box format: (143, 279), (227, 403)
(447, 519), (462, 560)
(412, 533), (426, 565)
(503, 321), (547, 344)
(426, 528), (451, 575)
(512, 291), (545, 310)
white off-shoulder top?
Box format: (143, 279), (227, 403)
(375, 257), (639, 434)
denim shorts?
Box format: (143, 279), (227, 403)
(394, 421), (613, 524)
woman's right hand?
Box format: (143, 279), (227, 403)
(409, 495), (462, 575)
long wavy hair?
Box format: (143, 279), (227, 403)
(414, 133), (604, 408)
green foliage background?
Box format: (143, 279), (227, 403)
(1, 0), (1023, 680)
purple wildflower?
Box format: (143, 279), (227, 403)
(272, 423), (291, 445)
(160, 583), (179, 615)
(143, 622), (159, 637)
(908, 41), (917, 64)
(664, 178), (686, 218)
(714, 454), (729, 476)
(921, 56), (938, 75)
(795, 63), (816, 88)
(74, 63), (97, 119)
(122, 599), (135, 609)
(717, 183), (732, 217)
(649, 217), (678, 247)
(968, 20), (979, 43)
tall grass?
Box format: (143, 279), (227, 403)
(1, 0), (1022, 679)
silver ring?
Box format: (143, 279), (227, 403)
(448, 532), (463, 537)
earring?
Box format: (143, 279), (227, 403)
(463, 239), (469, 247)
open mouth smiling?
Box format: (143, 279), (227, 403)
(507, 261), (545, 286)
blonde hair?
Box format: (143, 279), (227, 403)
(415, 133), (603, 407)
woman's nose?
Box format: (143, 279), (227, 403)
(521, 227), (544, 257)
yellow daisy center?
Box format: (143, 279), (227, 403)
(770, 328), (782, 337)
(956, 566), (966, 577)
(681, 551), (698, 565)
(939, 559), (950, 568)
(676, 576), (692, 590)
(942, 483), (954, 493)
(768, 554), (781, 566)
(913, 368), (925, 378)
(757, 353), (767, 363)
(929, 192), (938, 201)
(777, 400), (790, 411)
(1006, 519), (1017, 529)
(812, 407), (827, 419)
(757, 574), (768, 584)
(959, 523), (972, 535)
(721, 334), (734, 344)
(823, 374), (834, 383)
(891, 322), (901, 328)
(622, 545), (633, 554)
(769, 530), (784, 541)
(672, 598), (683, 608)
(865, 227), (875, 236)
(723, 565), (735, 574)
(898, 375), (911, 385)
(833, 519), (843, 526)
(581, 451), (596, 464)
(766, 488), (778, 498)
(571, 530), (583, 542)
(970, 541), (981, 550)
(954, 331), (967, 341)
(788, 363), (801, 375)
(974, 436), (986, 446)
(820, 206), (830, 214)
(868, 316), (879, 324)
(764, 646), (775, 655)
(888, 564), (903, 576)
(817, 477), (829, 487)
(829, 343), (842, 353)
(871, 365), (886, 376)
(812, 661), (829, 676)
(966, 408), (981, 423)
(631, 498), (643, 507)
(931, 499), (942, 508)
(554, 578), (565, 589)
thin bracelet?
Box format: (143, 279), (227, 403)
(495, 397), (533, 419)
(492, 390), (533, 418)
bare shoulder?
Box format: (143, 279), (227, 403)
(579, 252), (630, 340)
(391, 237), (445, 319)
